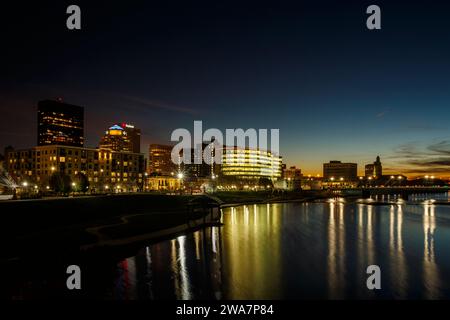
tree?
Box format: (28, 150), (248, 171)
(258, 177), (273, 189)
(49, 172), (71, 194)
(72, 172), (89, 193)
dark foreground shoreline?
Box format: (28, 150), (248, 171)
(1, 190), (448, 264)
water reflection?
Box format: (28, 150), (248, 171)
(106, 196), (450, 299)
(423, 204), (440, 299)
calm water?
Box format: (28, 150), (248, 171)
(108, 194), (450, 300)
(4, 194), (450, 299)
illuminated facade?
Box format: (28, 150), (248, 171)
(146, 176), (182, 191)
(99, 124), (133, 153)
(220, 147), (282, 180)
(37, 99), (84, 147)
(120, 123), (141, 153)
(148, 144), (177, 176)
(5, 145), (145, 192)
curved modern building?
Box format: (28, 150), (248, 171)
(220, 147), (282, 180)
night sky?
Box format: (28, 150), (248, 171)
(2, 0), (450, 177)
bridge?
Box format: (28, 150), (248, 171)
(332, 187), (448, 199)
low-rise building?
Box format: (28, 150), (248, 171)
(5, 145), (145, 192)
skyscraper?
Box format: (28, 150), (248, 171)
(120, 123), (141, 153)
(37, 99), (84, 147)
(99, 125), (132, 152)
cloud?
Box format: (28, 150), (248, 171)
(389, 139), (450, 175)
(118, 95), (199, 115)
(427, 140), (450, 155)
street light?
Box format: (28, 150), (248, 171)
(22, 181), (28, 187)
(177, 173), (184, 179)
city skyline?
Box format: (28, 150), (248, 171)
(2, 2), (450, 177)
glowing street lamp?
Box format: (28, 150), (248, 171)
(177, 173), (184, 179)
(22, 181), (28, 187)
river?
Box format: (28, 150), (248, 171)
(4, 194), (450, 299)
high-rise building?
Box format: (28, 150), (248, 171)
(99, 125), (133, 153)
(148, 144), (177, 176)
(365, 156), (382, 178)
(119, 123), (141, 153)
(181, 143), (216, 179)
(323, 161), (357, 181)
(37, 99), (84, 147)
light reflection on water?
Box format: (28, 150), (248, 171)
(112, 196), (450, 300)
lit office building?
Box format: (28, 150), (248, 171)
(220, 147), (282, 180)
(99, 124), (133, 153)
(119, 123), (141, 153)
(181, 143), (217, 179)
(148, 144), (177, 176)
(37, 99), (84, 147)
(323, 161), (357, 181)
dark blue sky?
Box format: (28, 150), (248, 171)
(2, 0), (450, 176)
